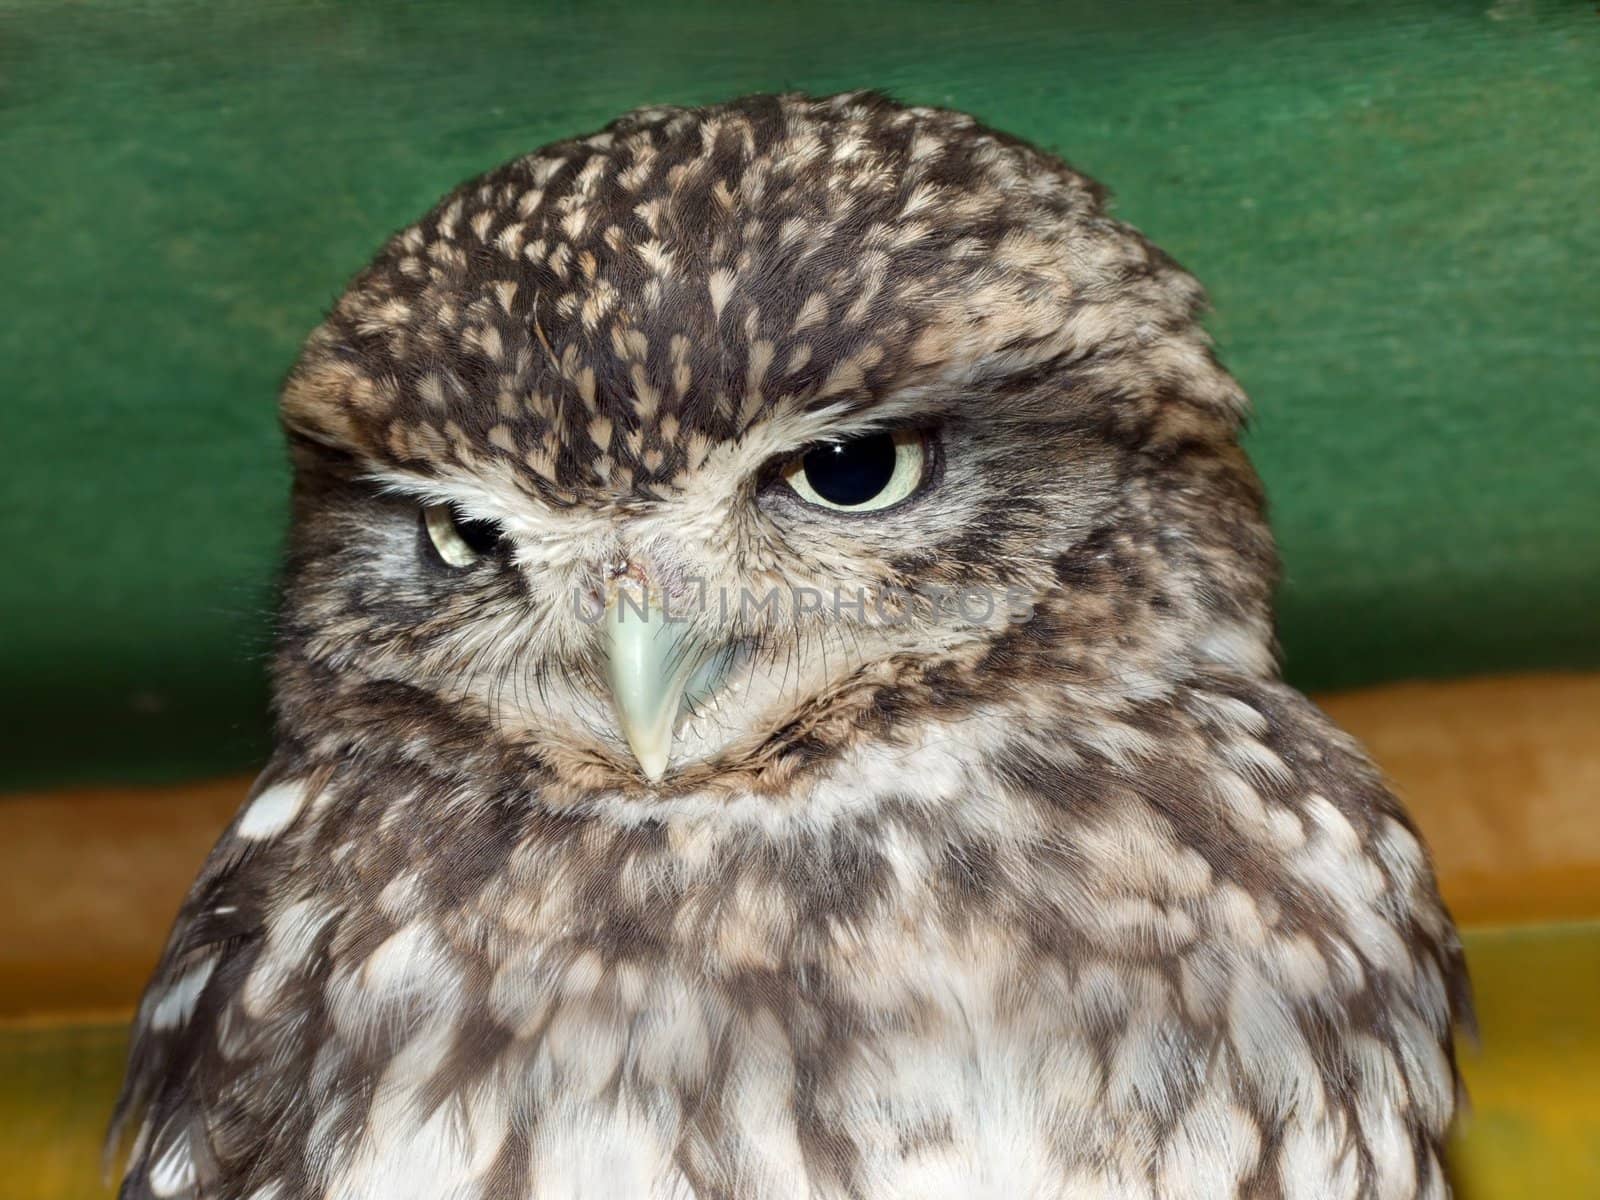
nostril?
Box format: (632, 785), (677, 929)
(594, 546), (701, 615)
(601, 557), (647, 585)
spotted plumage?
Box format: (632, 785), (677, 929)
(113, 91), (1468, 1199)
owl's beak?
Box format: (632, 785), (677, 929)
(601, 582), (711, 783)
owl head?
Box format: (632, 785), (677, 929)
(273, 91), (1275, 801)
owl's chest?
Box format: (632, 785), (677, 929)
(292, 772), (1300, 1199)
(320, 919), (1180, 1200)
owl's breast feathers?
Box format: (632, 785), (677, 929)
(112, 675), (1468, 1200)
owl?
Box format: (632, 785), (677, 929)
(111, 92), (1469, 1200)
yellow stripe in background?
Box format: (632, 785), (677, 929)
(1447, 922), (1600, 1200)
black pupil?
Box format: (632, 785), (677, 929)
(452, 508), (504, 555)
(802, 434), (898, 507)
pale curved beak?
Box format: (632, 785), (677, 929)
(602, 586), (711, 782)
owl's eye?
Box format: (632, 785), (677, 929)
(421, 503), (505, 568)
(780, 430), (930, 513)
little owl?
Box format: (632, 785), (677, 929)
(112, 92), (1469, 1200)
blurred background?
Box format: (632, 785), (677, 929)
(1, 2), (1596, 1197)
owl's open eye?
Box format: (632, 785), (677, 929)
(421, 503), (505, 569)
(779, 430), (931, 513)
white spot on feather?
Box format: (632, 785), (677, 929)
(148, 1130), (196, 1197)
(707, 268), (735, 320)
(1159, 1094), (1262, 1197)
(242, 897), (338, 1018)
(237, 780), (308, 839)
(150, 956), (216, 1030)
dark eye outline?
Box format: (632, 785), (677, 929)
(771, 428), (938, 516)
(419, 503), (506, 569)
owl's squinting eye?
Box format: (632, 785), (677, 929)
(421, 503), (505, 568)
(779, 429), (932, 513)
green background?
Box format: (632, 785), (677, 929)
(2, 0), (1597, 791)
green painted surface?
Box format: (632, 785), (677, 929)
(1, 1), (1596, 789)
